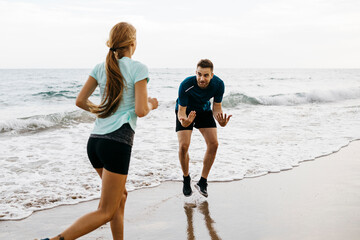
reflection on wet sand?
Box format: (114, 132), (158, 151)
(184, 203), (196, 240)
(184, 201), (222, 240)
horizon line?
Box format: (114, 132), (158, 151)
(1, 67), (360, 70)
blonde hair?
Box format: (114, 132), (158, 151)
(90, 22), (136, 118)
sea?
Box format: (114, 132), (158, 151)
(1, 68), (360, 220)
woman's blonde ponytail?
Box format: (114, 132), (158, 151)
(89, 22), (136, 118)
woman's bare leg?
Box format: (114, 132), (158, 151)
(110, 188), (128, 239)
(50, 169), (127, 240)
(95, 168), (128, 240)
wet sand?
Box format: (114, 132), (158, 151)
(1, 141), (360, 240)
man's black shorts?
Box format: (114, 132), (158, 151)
(175, 110), (217, 132)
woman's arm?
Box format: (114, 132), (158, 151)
(135, 79), (158, 117)
(75, 76), (98, 112)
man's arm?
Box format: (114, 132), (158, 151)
(178, 105), (196, 128)
(212, 102), (223, 117)
(213, 102), (232, 127)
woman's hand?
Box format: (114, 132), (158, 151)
(148, 97), (158, 110)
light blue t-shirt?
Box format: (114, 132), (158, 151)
(90, 57), (149, 134)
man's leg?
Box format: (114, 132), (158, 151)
(199, 128), (218, 179)
(177, 130), (193, 176)
(194, 128), (218, 197)
(177, 130), (193, 196)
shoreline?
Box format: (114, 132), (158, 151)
(3, 138), (359, 222)
(17, 139), (360, 221)
(1, 140), (360, 239)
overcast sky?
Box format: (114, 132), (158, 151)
(0, 0), (359, 68)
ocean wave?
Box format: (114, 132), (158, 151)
(32, 90), (77, 99)
(0, 111), (95, 134)
(222, 87), (360, 107)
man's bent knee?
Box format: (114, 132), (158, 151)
(207, 141), (218, 150)
(179, 143), (190, 153)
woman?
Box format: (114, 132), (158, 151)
(42, 22), (158, 240)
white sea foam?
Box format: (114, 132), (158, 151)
(0, 111), (95, 134)
(222, 87), (360, 107)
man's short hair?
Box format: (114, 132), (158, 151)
(197, 59), (213, 71)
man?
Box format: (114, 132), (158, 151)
(175, 59), (232, 197)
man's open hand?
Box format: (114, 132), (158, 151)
(215, 113), (232, 127)
(179, 111), (196, 127)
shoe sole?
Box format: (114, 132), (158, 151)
(184, 191), (192, 197)
(194, 184), (208, 198)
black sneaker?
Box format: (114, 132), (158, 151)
(195, 181), (208, 197)
(183, 175), (192, 197)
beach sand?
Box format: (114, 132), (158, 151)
(1, 141), (360, 240)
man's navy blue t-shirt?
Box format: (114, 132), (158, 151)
(175, 75), (225, 112)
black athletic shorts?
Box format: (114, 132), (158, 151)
(175, 110), (217, 132)
(87, 137), (132, 175)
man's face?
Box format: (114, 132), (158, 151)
(196, 67), (213, 89)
